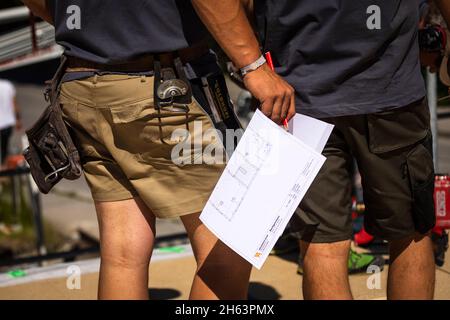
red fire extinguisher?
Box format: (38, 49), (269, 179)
(435, 175), (450, 229)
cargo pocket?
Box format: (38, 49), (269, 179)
(109, 99), (161, 154)
(367, 99), (430, 154)
(406, 134), (436, 234)
(109, 98), (202, 167)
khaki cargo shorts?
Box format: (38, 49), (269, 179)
(60, 74), (225, 219)
(291, 98), (436, 242)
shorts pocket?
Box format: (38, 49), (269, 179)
(108, 99), (163, 154)
(406, 135), (436, 234)
(367, 99), (430, 154)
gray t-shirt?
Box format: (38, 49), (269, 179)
(255, 0), (426, 118)
(48, 0), (208, 64)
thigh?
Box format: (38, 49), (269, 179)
(95, 197), (156, 264)
(291, 126), (354, 243)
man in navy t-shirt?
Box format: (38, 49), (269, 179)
(251, 0), (450, 299)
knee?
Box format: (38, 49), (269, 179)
(301, 240), (351, 259)
(102, 255), (146, 272)
(100, 238), (152, 270)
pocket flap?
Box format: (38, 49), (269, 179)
(110, 100), (154, 124)
(367, 99), (430, 154)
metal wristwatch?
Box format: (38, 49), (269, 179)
(240, 55), (267, 77)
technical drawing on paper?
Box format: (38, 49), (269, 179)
(254, 156), (318, 256)
(209, 127), (272, 221)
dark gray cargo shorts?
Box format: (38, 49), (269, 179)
(291, 98), (436, 243)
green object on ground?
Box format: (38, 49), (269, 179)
(157, 246), (185, 254)
(347, 249), (384, 274)
(7, 269), (27, 278)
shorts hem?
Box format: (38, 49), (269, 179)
(367, 228), (423, 242)
(91, 190), (138, 202)
(291, 231), (353, 244)
(157, 208), (203, 220)
(149, 196), (208, 219)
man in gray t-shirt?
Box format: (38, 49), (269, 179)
(251, 0), (447, 299)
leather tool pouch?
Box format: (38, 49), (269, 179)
(23, 55), (82, 194)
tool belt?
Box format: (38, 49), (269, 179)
(23, 55), (82, 194)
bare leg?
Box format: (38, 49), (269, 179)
(387, 233), (435, 300)
(300, 240), (353, 300)
(95, 198), (156, 300)
(181, 213), (252, 300)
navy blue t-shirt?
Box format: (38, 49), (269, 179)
(48, 0), (208, 64)
(255, 0), (426, 118)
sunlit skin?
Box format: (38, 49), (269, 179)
(95, 198), (251, 300)
(300, 233), (435, 300)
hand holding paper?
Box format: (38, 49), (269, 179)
(200, 110), (333, 269)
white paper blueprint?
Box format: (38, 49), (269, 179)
(200, 110), (331, 269)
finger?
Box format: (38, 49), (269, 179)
(286, 90), (296, 121)
(280, 88), (290, 121)
(270, 95), (283, 124)
(260, 98), (274, 118)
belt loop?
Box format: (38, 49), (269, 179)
(92, 74), (98, 84)
(140, 75), (146, 83)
